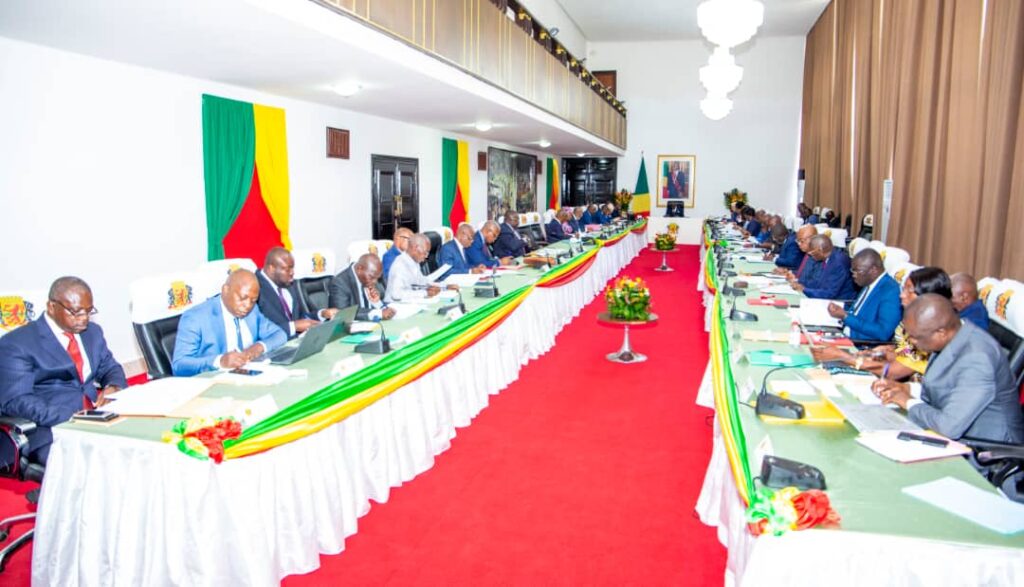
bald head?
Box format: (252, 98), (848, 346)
(795, 225), (817, 253)
(808, 234), (833, 261)
(851, 249), (884, 287)
(904, 293), (961, 353)
(263, 247), (297, 288)
(221, 269), (260, 318)
(951, 273), (979, 312)
(456, 223), (476, 247)
(354, 253), (383, 287)
(481, 220), (500, 243)
(393, 227), (414, 252)
(407, 233), (431, 263)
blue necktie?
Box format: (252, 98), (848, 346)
(234, 317), (243, 351)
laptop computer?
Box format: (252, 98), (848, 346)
(264, 315), (342, 365)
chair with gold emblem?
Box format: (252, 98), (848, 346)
(291, 247), (337, 313)
(129, 271), (212, 379)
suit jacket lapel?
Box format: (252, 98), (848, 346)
(211, 298), (227, 352)
(35, 318), (75, 374)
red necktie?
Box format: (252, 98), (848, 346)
(795, 255), (809, 279)
(64, 332), (93, 410)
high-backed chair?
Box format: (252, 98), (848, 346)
(430, 226), (454, 245)
(292, 247), (337, 313)
(423, 230), (443, 273)
(0, 290), (47, 339)
(0, 414), (46, 571)
(858, 214), (874, 239)
(882, 247), (911, 274)
(843, 214), (852, 233)
(847, 237), (869, 256)
(888, 261), (921, 287)
(196, 258), (257, 299)
(821, 228), (848, 248)
(982, 279), (1024, 389)
(129, 271), (211, 379)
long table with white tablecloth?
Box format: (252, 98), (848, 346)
(31, 224), (647, 585)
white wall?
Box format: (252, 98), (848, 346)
(0, 37), (548, 367)
(519, 0), (589, 59)
(587, 36), (805, 219)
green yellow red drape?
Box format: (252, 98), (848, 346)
(221, 219), (646, 459)
(546, 157), (560, 210)
(442, 138), (470, 228)
(202, 94), (291, 262)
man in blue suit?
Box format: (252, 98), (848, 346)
(768, 224), (804, 270)
(567, 207), (584, 233)
(792, 235), (857, 300)
(0, 276), (127, 464)
(580, 204), (598, 226)
(826, 249), (902, 341)
(951, 273), (990, 330)
(492, 213), (527, 259)
(467, 221), (510, 268)
(172, 269), (287, 377)
(439, 224), (486, 278)
(546, 209), (569, 242)
(596, 204), (612, 225)
(382, 227), (412, 281)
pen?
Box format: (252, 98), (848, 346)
(897, 431), (949, 447)
(880, 362), (891, 380)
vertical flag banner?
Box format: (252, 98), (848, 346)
(202, 94), (291, 262)
(441, 138), (470, 228)
(633, 157), (651, 217)
(546, 157), (560, 210)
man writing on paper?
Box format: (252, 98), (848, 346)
(386, 233), (456, 302)
(774, 225), (816, 278)
(766, 224), (804, 270)
(826, 249), (902, 342)
(172, 269), (287, 376)
(439, 223), (487, 278)
(257, 247), (339, 339)
(382, 227), (413, 280)
(468, 221), (512, 267)
(493, 212), (527, 259)
(872, 295), (1023, 443)
(329, 254), (395, 320)
(0, 277), (127, 464)
(789, 235), (857, 300)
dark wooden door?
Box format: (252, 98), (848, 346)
(371, 155), (419, 239)
(562, 157), (618, 207)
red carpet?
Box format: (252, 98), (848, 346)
(0, 246), (724, 585)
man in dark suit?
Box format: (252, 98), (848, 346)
(826, 249), (902, 341)
(580, 204), (598, 226)
(493, 213), (527, 258)
(329, 254), (395, 320)
(741, 207), (761, 237)
(257, 247), (338, 339)
(546, 209), (569, 242)
(873, 295), (1023, 443)
(767, 224), (804, 270)
(596, 204), (612, 225)
(467, 221), (511, 268)
(791, 235), (857, 300)
(439, 224), (486, 278)
(172, 269), (287, 377)
(567, 207), (584, 233)
(951, 273), (990, 330)
(0, 276), (127, 464)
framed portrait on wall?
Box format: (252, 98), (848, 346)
(656, 154), (696, 208)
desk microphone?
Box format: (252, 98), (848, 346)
(437, 286), (467, 315)
(355, 318), (391, 354)
(754, 365), (809, 420)
(474, 266), (500, 298)
(727, 280), (758, 322)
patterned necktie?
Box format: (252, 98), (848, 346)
(64, 332), (92, 410)
(234, 317), (244, 351)
(795, 255), (809, 279)
(277, 287), (293, 320)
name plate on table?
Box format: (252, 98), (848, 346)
(332, 355), (366, 379)
(398, 327), (424, 345)
(445, 307), (464, 321)
(746, 350), (815, 367)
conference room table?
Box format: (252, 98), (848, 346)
(695, 226), (1024, 586)
(31, 222), (648, 586)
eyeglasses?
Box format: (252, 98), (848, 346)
(50, 299), (98, 318)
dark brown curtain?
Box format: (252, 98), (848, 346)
(800, 0), (1024, 278)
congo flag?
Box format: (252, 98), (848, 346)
(632, 157), (651, 217)
(546, 157), (560, 210)
(441, 138), (470, 228)
(202, 94), (291, 262)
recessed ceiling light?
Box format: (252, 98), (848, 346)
(332, 81), (362, 97)
(538, 139), (551, 148)
(474, 121), (493, 132)
(576, 152), (586, 157)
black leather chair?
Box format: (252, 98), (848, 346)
(299, 276), (332, 313)
(988, 321), (1024, 389)
(527, 223), (546, 245)
(0, 415), (44, 572)
(423, 231), (443, 273)
(857, 214), (874, 240)
(132, 316), (181, 379)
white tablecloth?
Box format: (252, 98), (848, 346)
(646, 216), (703, 245)
(32, 231), (646, 586)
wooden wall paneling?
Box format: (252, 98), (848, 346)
(506, 18), (529, 98)
(477, 0), (503, 85)
(433, 0), (468, 67)
(368, 0), (417, 44)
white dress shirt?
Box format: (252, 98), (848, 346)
(214, 300), (262, 369)
(385, 252), (431, 302)
(45, 313), (91, 381)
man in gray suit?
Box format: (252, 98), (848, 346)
(873, 294), (1023, 443)
(328, 254), (395, 320)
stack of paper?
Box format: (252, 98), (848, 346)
(798, 298), (842, 328)
(444, 274), (485, 287)
(762, 284), (800, 296)
(104, 377), (213, 416)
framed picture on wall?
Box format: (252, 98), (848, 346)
(487, 147), (537, 220)
(656, 154), (696, 208)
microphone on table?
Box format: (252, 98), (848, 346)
(754, 365), (809, 420)
(354, 316), (391, 354)
(727, 278), (758, 322)
(438, 286), (467, 315)
(474, 266), (500, 298)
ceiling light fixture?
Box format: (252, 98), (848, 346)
(697, 0), (765, 49)
(576, 152), (586, 157)
(332, 80), (362, 97)
(474, 121), (493, 132)
(538, 139), (551, 148)
(700, 93), (733, 121)
(699, 47), (743, 95)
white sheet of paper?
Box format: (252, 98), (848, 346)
(799, 298), (842, 327)
(762, 285), (800, 296)
(213, 364), (290, 386)
(444, 273), (485, 287)
(424, 263), (452, 282)
(844, 382), (883, 405)
(348, 321), (377, 333)
(902, 476), (1024, 534)
(857, 432), (970, 463)
(104, 377), (213, 416)
(231, 394), (279, 428)
(768, 380), (816, 396)
(385, 302), (422, 320)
